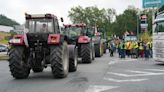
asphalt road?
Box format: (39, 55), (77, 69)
(0, 52), (164, 92)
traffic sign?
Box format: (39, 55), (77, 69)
(143, 0), (164, 8)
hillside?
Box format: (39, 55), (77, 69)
(0, 14), (19, 27)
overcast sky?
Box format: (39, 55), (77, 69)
(0, 0), (142, 24)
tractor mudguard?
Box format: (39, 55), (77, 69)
(48, 34), (65, 44)
(9, 34), (25, 46)
(78, 36), (90, 44)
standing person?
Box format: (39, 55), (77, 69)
(149, 40), (153, 58)
(144, 41), (150, 59)
(150, 40), (153, 58)
(133, 41), (139, 58)
(139, 41), (144, 58)
(109, 41), (115, 57)
(126, 41), (131, 57)
(120, 40), (125, 58)
(130, 41), (135, 58)
(118, 42), (121, 58)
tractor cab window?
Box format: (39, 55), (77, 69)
(64, 27), (82, 37)
(86, 28), (94, 37)
(26, 19), (53, 33)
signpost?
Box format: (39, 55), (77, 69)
(143, 0), (164, 8)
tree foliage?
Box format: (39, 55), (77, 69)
(68, 6), (153, 37)
(68, 6), (116, 27)
(0, 14), (19, 27)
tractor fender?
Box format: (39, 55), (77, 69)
(9, 34), (25, 46)
(48, 34), (66, 44)
(78, 36), (90, 43)
(68, 45), (77, 59)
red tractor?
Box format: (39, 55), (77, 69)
(8, 13), (77, 79)
(63, 24), (95, 63)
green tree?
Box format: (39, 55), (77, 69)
(110, 6), (139, 36)
(68, 6), (116, 28)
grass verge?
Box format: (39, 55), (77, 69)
(0, 54), (9, 61)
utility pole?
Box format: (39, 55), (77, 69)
(137, 14), (139, 40)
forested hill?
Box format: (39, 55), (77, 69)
(0, 14), (19, 27)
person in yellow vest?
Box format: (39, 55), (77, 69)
(133, 41), (139, 58)
(126, 41), (131, 57)
(130, 41), (135, 58)
(131, 41), (135, 58)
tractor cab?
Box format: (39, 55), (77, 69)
(24, 13), (60, 47)
(63, 24), (87, 44)
(25, 13), (60, 33)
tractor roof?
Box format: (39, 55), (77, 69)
(25, 13), (57, 19)
(63, 24), (86, 27)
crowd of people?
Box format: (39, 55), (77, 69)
(108, 38), (153, 59)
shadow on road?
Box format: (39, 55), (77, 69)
(155, 63), (164, 66)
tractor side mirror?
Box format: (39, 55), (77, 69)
(61, 17), (64, 22)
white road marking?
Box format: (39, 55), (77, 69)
(107, 72), (130, 77)
(108, 59), (137, 65)
(86, 85), (118, 92)
(107, 71), (164, 77)
(108, 61), (119, 65)
(104, 77), (147, 83)
(145, 69), (164, 72)
(126, 70), (154, 74)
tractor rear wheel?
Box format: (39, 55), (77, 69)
(95, 42), (103, 57)
(9, 46), (30, 79)
(92, 43), (95, 60)
(50, 42), (69, 78)
(81, 43), (92, 63)
(68, 45), (78, 72)
(103, 43), (107, 54)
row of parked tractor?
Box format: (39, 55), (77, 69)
(8, 13), (108, 79)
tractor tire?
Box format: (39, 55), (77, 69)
(95, 42), (103, 57)
(92, 43), (95, 60)
(103, 43), (107, 54)
(9, 46), (30, 79)
(50, 42), (69, 78)
(68, 45), (78, 72)
(32, 67), (43, 73)
(81, 43), (92, 63)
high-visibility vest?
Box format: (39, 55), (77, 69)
(139, 43), (144, 50)
(150, 41), (152, 49)
(129, 42), (133, 49)
(126, 42), (131, 50)
(134, 42), (138, 49)
(119, 42), (124, 49)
